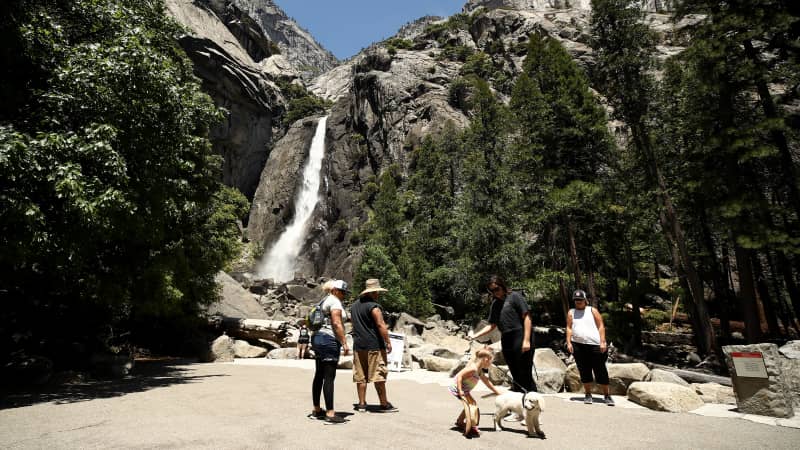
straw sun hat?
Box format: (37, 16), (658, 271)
(359, 278), (388, 296)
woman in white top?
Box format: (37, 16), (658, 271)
(566, 289), (613, 406)
(310, 279), (350, 423)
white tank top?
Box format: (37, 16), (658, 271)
(570, 306), (601, 345)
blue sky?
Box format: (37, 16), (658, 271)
(273, 0), (465, 60)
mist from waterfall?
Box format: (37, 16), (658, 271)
(257, 116), (327, 282)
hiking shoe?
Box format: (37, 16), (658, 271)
(584, 394), (593, 404)
(354, 403), (367, 412)
(376, 402), (398, 412)
(605, 395), (615, 406)
(324, 415), (346, 424)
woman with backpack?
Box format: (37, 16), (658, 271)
(309, 279), (350, 424)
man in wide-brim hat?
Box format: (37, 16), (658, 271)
(349, 279), (397, 412)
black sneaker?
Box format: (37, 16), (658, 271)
(584, 394), (593, 404)
(324, 415), (346, 424)
(605, 395), (615, 406)
(376, 402), (398, 412)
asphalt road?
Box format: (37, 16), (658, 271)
(1, 359), (798, 449)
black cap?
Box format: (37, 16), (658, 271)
(572, 289), (587, 301)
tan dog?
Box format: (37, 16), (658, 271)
(494, 391), (545, 438)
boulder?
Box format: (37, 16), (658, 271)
(691, 382), (736, 405)
(534, 348), (567, 371)
(723, 343), (797, 418)
(233, 340), (268, 358)
(420, 355), (458, 373)
(566, 362), (650, 395)
(208, 271), (270, 319)
(627, 381), (705, 412)
(645, 368), (690, 387)
(395, 312), (426, 335)
(209, 334), (235, 362)
(267, 347), (298, 359)
(534, 367), (565, 394)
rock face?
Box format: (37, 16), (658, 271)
(462, 0), (675, 13)
(166, 0), (287, 199)
(250, 2), (693, 279)
(229, 0), (339, 81)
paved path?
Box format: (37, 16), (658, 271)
(1, 359), (798, 449)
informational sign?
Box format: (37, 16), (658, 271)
(387, 332), (405, 371)
(731, 352), (768, 379)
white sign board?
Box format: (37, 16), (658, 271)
(731, 352), (768, 379)
(387, 332), (405, 371)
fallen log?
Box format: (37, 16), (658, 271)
(649, 363), (731, 386)
(209, 316), (290, 343)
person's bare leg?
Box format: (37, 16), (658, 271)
(375, 381), (388, 405)
(357, 382), (367, 406)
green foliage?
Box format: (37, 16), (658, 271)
(353, 245), (408, 313)
(277, 80), (330, 126)
(460, 52), (494, 79)
(0, 0), (246, 361)
(384, 38), (413, 50)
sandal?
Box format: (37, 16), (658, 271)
(376, 402), (398, 412)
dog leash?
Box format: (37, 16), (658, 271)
(467, 339), (539, 412)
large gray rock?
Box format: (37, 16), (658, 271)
(394, 312), (426, 335)
(780, 341), (800, 414)
(645, 368), (691, 387)
(234, 340), (268, 358)
(534, 367), (565, 393)
(208, 271), (270, 319)
(723, 343), (797, 418)
(420, 354), (458, 372)
(692, 382), (736, 405)
(534, 348), (567, 371)
(267, 347), (298, 359)
(209, 334), (235, 362)
(566, 362), (650, 395)
(627, 381), (705, 413)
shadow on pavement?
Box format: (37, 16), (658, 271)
(0, 359), (224, 410)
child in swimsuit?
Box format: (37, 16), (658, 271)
(449, 347), (502, 437)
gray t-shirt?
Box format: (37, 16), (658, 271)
(316, 294), (345, 337)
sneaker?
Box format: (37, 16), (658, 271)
(584, 394), (593, 404)
(605, 395), (615, 406)
(324, 415), (346, 424)
(376, 402), (398, 412)
(307, 410), (325, 420)
(354, 403), (367, 412)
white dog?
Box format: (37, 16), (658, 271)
(494, 391), (546, 438)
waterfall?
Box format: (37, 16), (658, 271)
(257, 116), (327, 282)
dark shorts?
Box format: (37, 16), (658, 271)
(312, 332), (340, 362)
(573, 341), (609, 385)
(298, 337), (310, 344)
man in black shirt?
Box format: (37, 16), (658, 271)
(350, 278), (398, 412)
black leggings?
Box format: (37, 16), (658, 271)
(573, 341), (609, 385)
(501, 330), (537, 392)
(312, 359), (338, 411)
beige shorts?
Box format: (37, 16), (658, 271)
(352, 350), (388, 383)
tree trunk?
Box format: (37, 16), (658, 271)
(587, 255), (598, 308)
(778, 252), (800, 330)
(699, 207), (733, 342)
(733, 245), (763, 343)
(210, 317), (289, 343)
(751, 252), (780, 338)
(625, 239), (642, 350)
(559, 277), (570, 322)
(567, 220), (583, 289)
